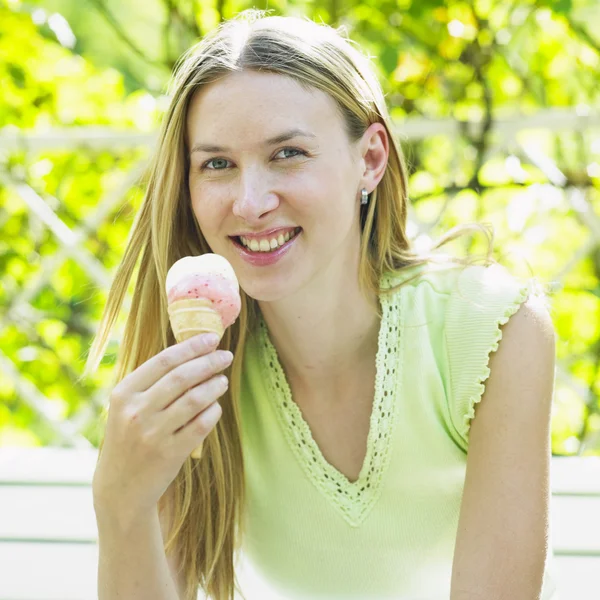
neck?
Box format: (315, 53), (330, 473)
(257, 265), (381, 397)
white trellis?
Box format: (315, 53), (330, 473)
(1, 107), (598, 448)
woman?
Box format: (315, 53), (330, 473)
(87, 9), (559, 600)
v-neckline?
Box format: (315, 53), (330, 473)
(256, 272), (403, 527)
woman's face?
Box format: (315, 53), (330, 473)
(186, 70), (386, 302)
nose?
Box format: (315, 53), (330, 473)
(232, 168), (279, 223)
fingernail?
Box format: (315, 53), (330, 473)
(204, 333), (220, 346)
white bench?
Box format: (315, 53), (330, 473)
(0, 448), (599, 599)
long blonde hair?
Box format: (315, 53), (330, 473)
(83, 9), (499, 600)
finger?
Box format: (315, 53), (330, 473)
(149, 350), (232, 413)
(163, 374), (229, 436)
(173, 398), (224, 453)
(119, 333), (221, 397)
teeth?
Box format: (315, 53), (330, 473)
(240, 229), (299, 252)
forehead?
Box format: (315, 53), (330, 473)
(186, 70), (344, 144)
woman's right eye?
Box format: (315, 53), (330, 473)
(203, 158), (231, 170)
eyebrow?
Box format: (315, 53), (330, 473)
(189, 128), (317, 155)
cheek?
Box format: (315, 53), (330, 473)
(189, 180), (230, 226)
(313, 161), (355, 207)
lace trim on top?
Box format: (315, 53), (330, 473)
(461, 280), (532, 437)
(257, 273), (403, 527)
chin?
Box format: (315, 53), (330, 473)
(239, 264), (309, 302)
(238, 280), (294, 304)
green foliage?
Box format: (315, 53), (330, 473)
(1, 0), (599, 455)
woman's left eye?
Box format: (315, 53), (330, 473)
(275, 147), (305, 160)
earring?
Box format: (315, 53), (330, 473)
(360, 188), (369, 205)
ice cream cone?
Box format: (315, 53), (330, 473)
(191, 442), (204, 459)
(167, 298), (225, 460)
(167, 298), (225, 343)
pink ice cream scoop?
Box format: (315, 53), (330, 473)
(166, 254), (241, 333)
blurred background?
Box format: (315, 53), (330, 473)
(1, 0), (599, 456)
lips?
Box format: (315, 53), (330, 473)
(230, 227), (301, 248)
(233, 226), (298, 241)
(230, 227), (301, 266)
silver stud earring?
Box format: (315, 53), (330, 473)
(360, 188), (369, 205)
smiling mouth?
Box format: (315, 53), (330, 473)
(231, 227), (302, 253)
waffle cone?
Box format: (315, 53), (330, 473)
(190, 443), (204, 459)
(167, 298), (224, 343)
(168, 297), (225, 460)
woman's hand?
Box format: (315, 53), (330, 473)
(92, 333), (233, 523)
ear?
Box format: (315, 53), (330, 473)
(359, 123), (389, 193)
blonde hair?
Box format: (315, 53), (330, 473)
(84, 9), (501, 600)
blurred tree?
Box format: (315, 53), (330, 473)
(1, 0), (600, 454)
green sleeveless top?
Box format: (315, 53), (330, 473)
(235, 262), (560, 599)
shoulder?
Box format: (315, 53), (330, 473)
(483, 292), (556, 406)
(391, 258), (537, 310)
(440, 262), (552, 451)
(383, 257), (508, 297)
(382, 260), (513, 322)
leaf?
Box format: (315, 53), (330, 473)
(380, 45), (399, 75)
(554, 0), (573, 14)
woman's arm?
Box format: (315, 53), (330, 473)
(450, 295), (556, 600)
(96, 504), (183, 600)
